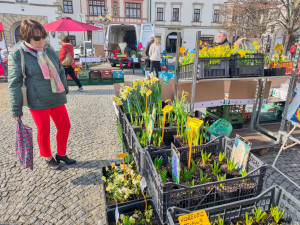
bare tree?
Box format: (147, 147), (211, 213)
(221, 0), (279, 42)
(276, 0), (300, 54)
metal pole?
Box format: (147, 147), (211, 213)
(278, 46), (300, 143)
(174, 32), (181, 98)
(250, 79), (262, 129)
(255, 79), (268, 127)
(190, 31), (201, 114)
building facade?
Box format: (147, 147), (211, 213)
(81, 0), (148, 26)
(150, 0), (226, 52)
(0, 0), (88, 51)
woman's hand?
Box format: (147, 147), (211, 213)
(14, 116), (22, 121)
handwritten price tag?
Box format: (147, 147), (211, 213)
(117, 153), (128, 158)
(146, 90), (152, 97)
(178, 210), (210, 225)
(162, 105), (173, 114)
(187, 117), (204, 131)
(140, 177), (147, 191)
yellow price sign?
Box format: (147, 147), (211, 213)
(162, 105), (173, 114)
(178, 210), (210, 225)
(146, 90), (152, 97)
(118, 153), (129, 180)
(187, 117), (204, 131)
(161, 105), (174, 142)
(187, 117), (204, 168)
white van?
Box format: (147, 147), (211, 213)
(105, 23), (154, 66)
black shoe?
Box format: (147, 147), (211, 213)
(46, 158), (60, 170)
(55, 154), (76, 164)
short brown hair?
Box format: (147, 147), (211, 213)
(61, 35), (70, 43)
(20, 19), (47, 43)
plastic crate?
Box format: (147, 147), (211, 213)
(198, 57), (230, 79)
(102, 78), (113, 85)
(113, 78), (124, 83)
(178, 64), (194, 80)
(101, 70), (113, 78)
(77, 70), (90, 79)
(67, 80), (77, 86)
(106, 200), (162, 225)
(167, 186), (300, 224)
(89, 70), (101, 79)
(230, 53), (264, 77)
(112, 71), (124, 79)
(145, 136), (267, 224)
(89, 78), (102, 85)
(168, 65), (175, 71)
(206, 105), (245, 125)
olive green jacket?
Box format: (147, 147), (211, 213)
(8, 42), (69, 117)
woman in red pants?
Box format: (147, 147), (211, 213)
(8, 19), (76, 169)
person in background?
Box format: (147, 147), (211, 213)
(289, 41), (298, 59)
(8, 19), (76, 170)
(149, 38), (162, 77)
(59, 35), (83, 92)
(145, 36), (154, 68)
(217, 31), (231, 47)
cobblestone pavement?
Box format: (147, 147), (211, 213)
(1, 64), (300, 224)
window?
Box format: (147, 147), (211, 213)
(157, 7), (163, 21)
(87, 31), (92, 41)
(69, 35), (76, 46)
(89, 0), (105, 16)
(126, 3), (141, 18)
(194, 9), (200, 22)
(213, 9), (220, 22)
(16, 0), (26, 2)
(172, 8), (179, 21)
(63, 0), (73, 14)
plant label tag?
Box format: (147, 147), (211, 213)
(146, 90), (152, 97)
(168, 59), (173, 63)
(140, 177), (146, 191)
(178, 210), (210, 225)
(117, 153), (129, 159)
(133, 58), (139, 63)
(231, 135), (252, 173)
(171, 143), (180, 184)
(187, 117), (204, 131)
(162, 105), (173, 114)
(115, 204), (119, 224)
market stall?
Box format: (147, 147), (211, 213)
(0, 21), (8, 81)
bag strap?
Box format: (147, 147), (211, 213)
(18, 48), (26, 86)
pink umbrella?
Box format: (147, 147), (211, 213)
(43, 17), (102, 32)
(0, 22), (3, 31)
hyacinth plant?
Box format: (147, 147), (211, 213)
(102, 161), (144, 203)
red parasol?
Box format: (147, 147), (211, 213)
(43, 17), (102, 32)
(0, 22), (3, 32)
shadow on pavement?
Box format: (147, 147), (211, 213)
(71, 172), (103, 185)
(68, 89), (115, 96)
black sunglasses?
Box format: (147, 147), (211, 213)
(32, 36), (45, 41)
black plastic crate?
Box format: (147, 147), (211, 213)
(198, 57), (230, 79)
(230, 53), (264, 77)
(144, 136), (267, 224)
(178, 64), (194, 80)
(167, 186), (300, 224)
(106, 199), (162, 225)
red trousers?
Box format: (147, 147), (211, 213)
(30, 105), (71, 157)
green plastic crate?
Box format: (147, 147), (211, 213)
(102, 78), (113, 85)
(113, 78), (124, 83)
(67, 80), (77, 86)
(77, 70), (90, 79)
(89, 78), (102, 85)
(206, 105), (245, 125)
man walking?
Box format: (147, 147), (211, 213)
(145, 36), (154, 68)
